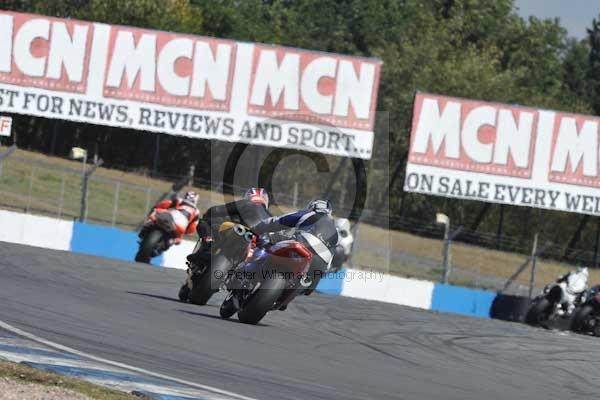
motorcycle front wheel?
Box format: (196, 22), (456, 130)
(135, 229), (164, 264)
(237, 276), (287, 325)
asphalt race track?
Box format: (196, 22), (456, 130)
(1, 242), (600, 400)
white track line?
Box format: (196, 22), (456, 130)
(0, 319), (255, 400)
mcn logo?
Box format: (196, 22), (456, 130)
(0, 13), (92, 93)
(409, 93), (538, 178)
(410, 93), (600, 188)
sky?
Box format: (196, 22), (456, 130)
(515, 0), (600, 39)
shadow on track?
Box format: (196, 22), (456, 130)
(127, 291), (219, 308)
(126, 291), (269, 326)
(127, 291), (184, 303)
(178, 310), (269, 327)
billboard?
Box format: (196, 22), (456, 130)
(0, 11), (382, 159)
(405, 92), (600, 216)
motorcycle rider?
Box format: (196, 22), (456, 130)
(252, 199), (339, 294)
(554, 267), (589, 316)
(186, 187), (272, 264)
(330, 218), (354, 272)
(142, 191), (200, 245)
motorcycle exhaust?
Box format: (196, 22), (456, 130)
(300, 275), (313, 288)
(234, 225), (246, 236)
(233, 224), (254, 243)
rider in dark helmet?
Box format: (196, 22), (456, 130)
(187, 188), (272, 264)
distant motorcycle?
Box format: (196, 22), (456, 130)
(329, 218), (354, 273)
(571, 285), (600, 336)
(525, 269), (588, 327)
(219, 227), (315, 325)
(179, 222), (254, 305)
(135, 209), (189, 263)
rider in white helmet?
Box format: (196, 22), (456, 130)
(556, 267), (589, 315)
(253, 199), (338, 294)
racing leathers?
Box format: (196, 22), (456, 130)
(201, 199), (272, 237)
(145, 196), (199, 244)
(187, 199), (272, 264)
(554, 268), (589, 316)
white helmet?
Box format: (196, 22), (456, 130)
(576, 267), (589, 278)
(183, 191), (199, 207)
(335, 218), (351, 235)
(305, 199), (332, 215)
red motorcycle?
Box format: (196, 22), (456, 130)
(219, 230), (315, 325)
(135, 208), (189, 263)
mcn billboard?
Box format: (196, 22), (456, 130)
(0, 11), (382, 159)
(405, 92), (600, 216)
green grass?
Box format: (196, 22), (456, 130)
(0, 147), (207, 228)
(0, 360), (137, 400)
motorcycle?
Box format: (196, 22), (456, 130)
(571, 285), (600, 336)
(525, 275), (587, 327)
(135, 208), (189, 263)
(179, 222), (254, 305)
(219, 227), (315, 325)
(329, 218), (354, 273)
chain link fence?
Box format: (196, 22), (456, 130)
(0, 154), (171, 229)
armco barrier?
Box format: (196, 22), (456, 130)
(341, 269), (434, 310)
(0, 210), (73, 251)
(70, 222), (164, 266)
(430, 284), (496, 318)
(316, 270), (345, 296)
(0, 209), (191, 269)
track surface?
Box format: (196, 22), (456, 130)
(1, 242), (600, 399)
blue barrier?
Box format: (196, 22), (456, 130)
(315, 269), (345, 296)
(70, 222), (164, 266)
(431, 284), (496, 318)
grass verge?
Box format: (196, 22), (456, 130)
(0, 360), (137, 400)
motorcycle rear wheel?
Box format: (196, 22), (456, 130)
(237, 276), (287, 325)
(571, 305), (595, 334)
(135, 229), (164, 264)
(525, 298), (552, 326)
(178, 284), (190, 302)
(188, 272), (215, 305)
(188, 253), (232, 306)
